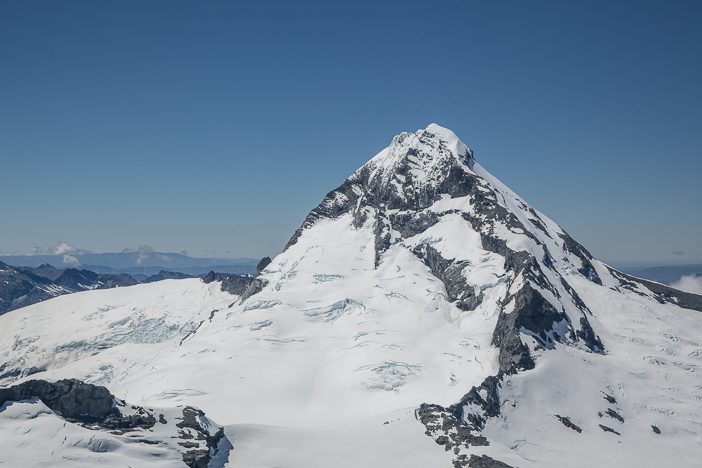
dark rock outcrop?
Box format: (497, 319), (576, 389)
(598, 424), (621, 435)
(239, 278), (268, 302)
(256, 257), (272, 274)
(413, 244), (482, 311)
(0, 379), (114, 423)
(202, 271), (260, 298)
(465, 454), (514, 468)
(559, 232), (602, 285)
(203, 256), (272, 299)
(604, 408), (624, 423)
(222, 275), (256, 296)
(202, 271), (228, 283)
(492, 285), (567, 373)
(0, 379), (229, 467)
(417, 375), (507, 467)
(452, 375), (502, 430)
(177, 406), (226, 468)
(416, 403), (489, 452)
(556, 415), (582, 433)
(576, 317), (604, 353)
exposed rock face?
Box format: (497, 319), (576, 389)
(0, 379), (114, 423)
(416, 375), (511, 467)
(202, 271), (228, 283)
(416, 403), (489, 451)
(452, 375), (502, 430)
(201, 271), (267, 301)
(0, 379), (230, 467)
(558, 233), (602, 285)
(256, 256), (272, 274)
(492, 285), (570, 373)
(465, 454), (514, 468)
(202, 257), (272, 300)
(177, 406), (226, 468)
(203, 271), (256, 296)
(413, 244), (482, 311)
(239, 278), (268, 302)
(556, 415), (583, 433)
(604, 408), (624, 423)
(598, 424), (621, 436)
(222, 275), (256, 296)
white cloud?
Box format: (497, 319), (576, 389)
(51, 242), (77, 255)
(62, 254), (80, 266)
(670, 275), (702, 295)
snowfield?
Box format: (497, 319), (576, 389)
(1, 124), (701, 467)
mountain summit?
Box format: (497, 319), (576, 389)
(364, 123), (474, 187)
(287, 123), (608, 373)
(1, 125), (701, 467)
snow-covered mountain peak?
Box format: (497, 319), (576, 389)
(362, 123), (474, 191)
(424, 122), (471, 159)
(2, 125), (702, 467)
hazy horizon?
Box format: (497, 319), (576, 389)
(2, 240), (702, 270)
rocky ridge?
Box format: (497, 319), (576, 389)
(0, 378), (230, 467)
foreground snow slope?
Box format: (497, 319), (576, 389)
(1, 124), (701, 467)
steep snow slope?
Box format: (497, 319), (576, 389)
(1, 124), (701, 467)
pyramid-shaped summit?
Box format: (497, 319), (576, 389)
(286, 122), (608, 374)
(2, 124), (701, 467)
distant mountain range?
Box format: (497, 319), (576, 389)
(0, 261), (200, 315)
(0, 245), (259, 276)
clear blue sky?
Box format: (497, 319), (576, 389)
(1, 0), (700, 264)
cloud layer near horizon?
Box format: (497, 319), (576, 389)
(671, 275), (702, 295)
